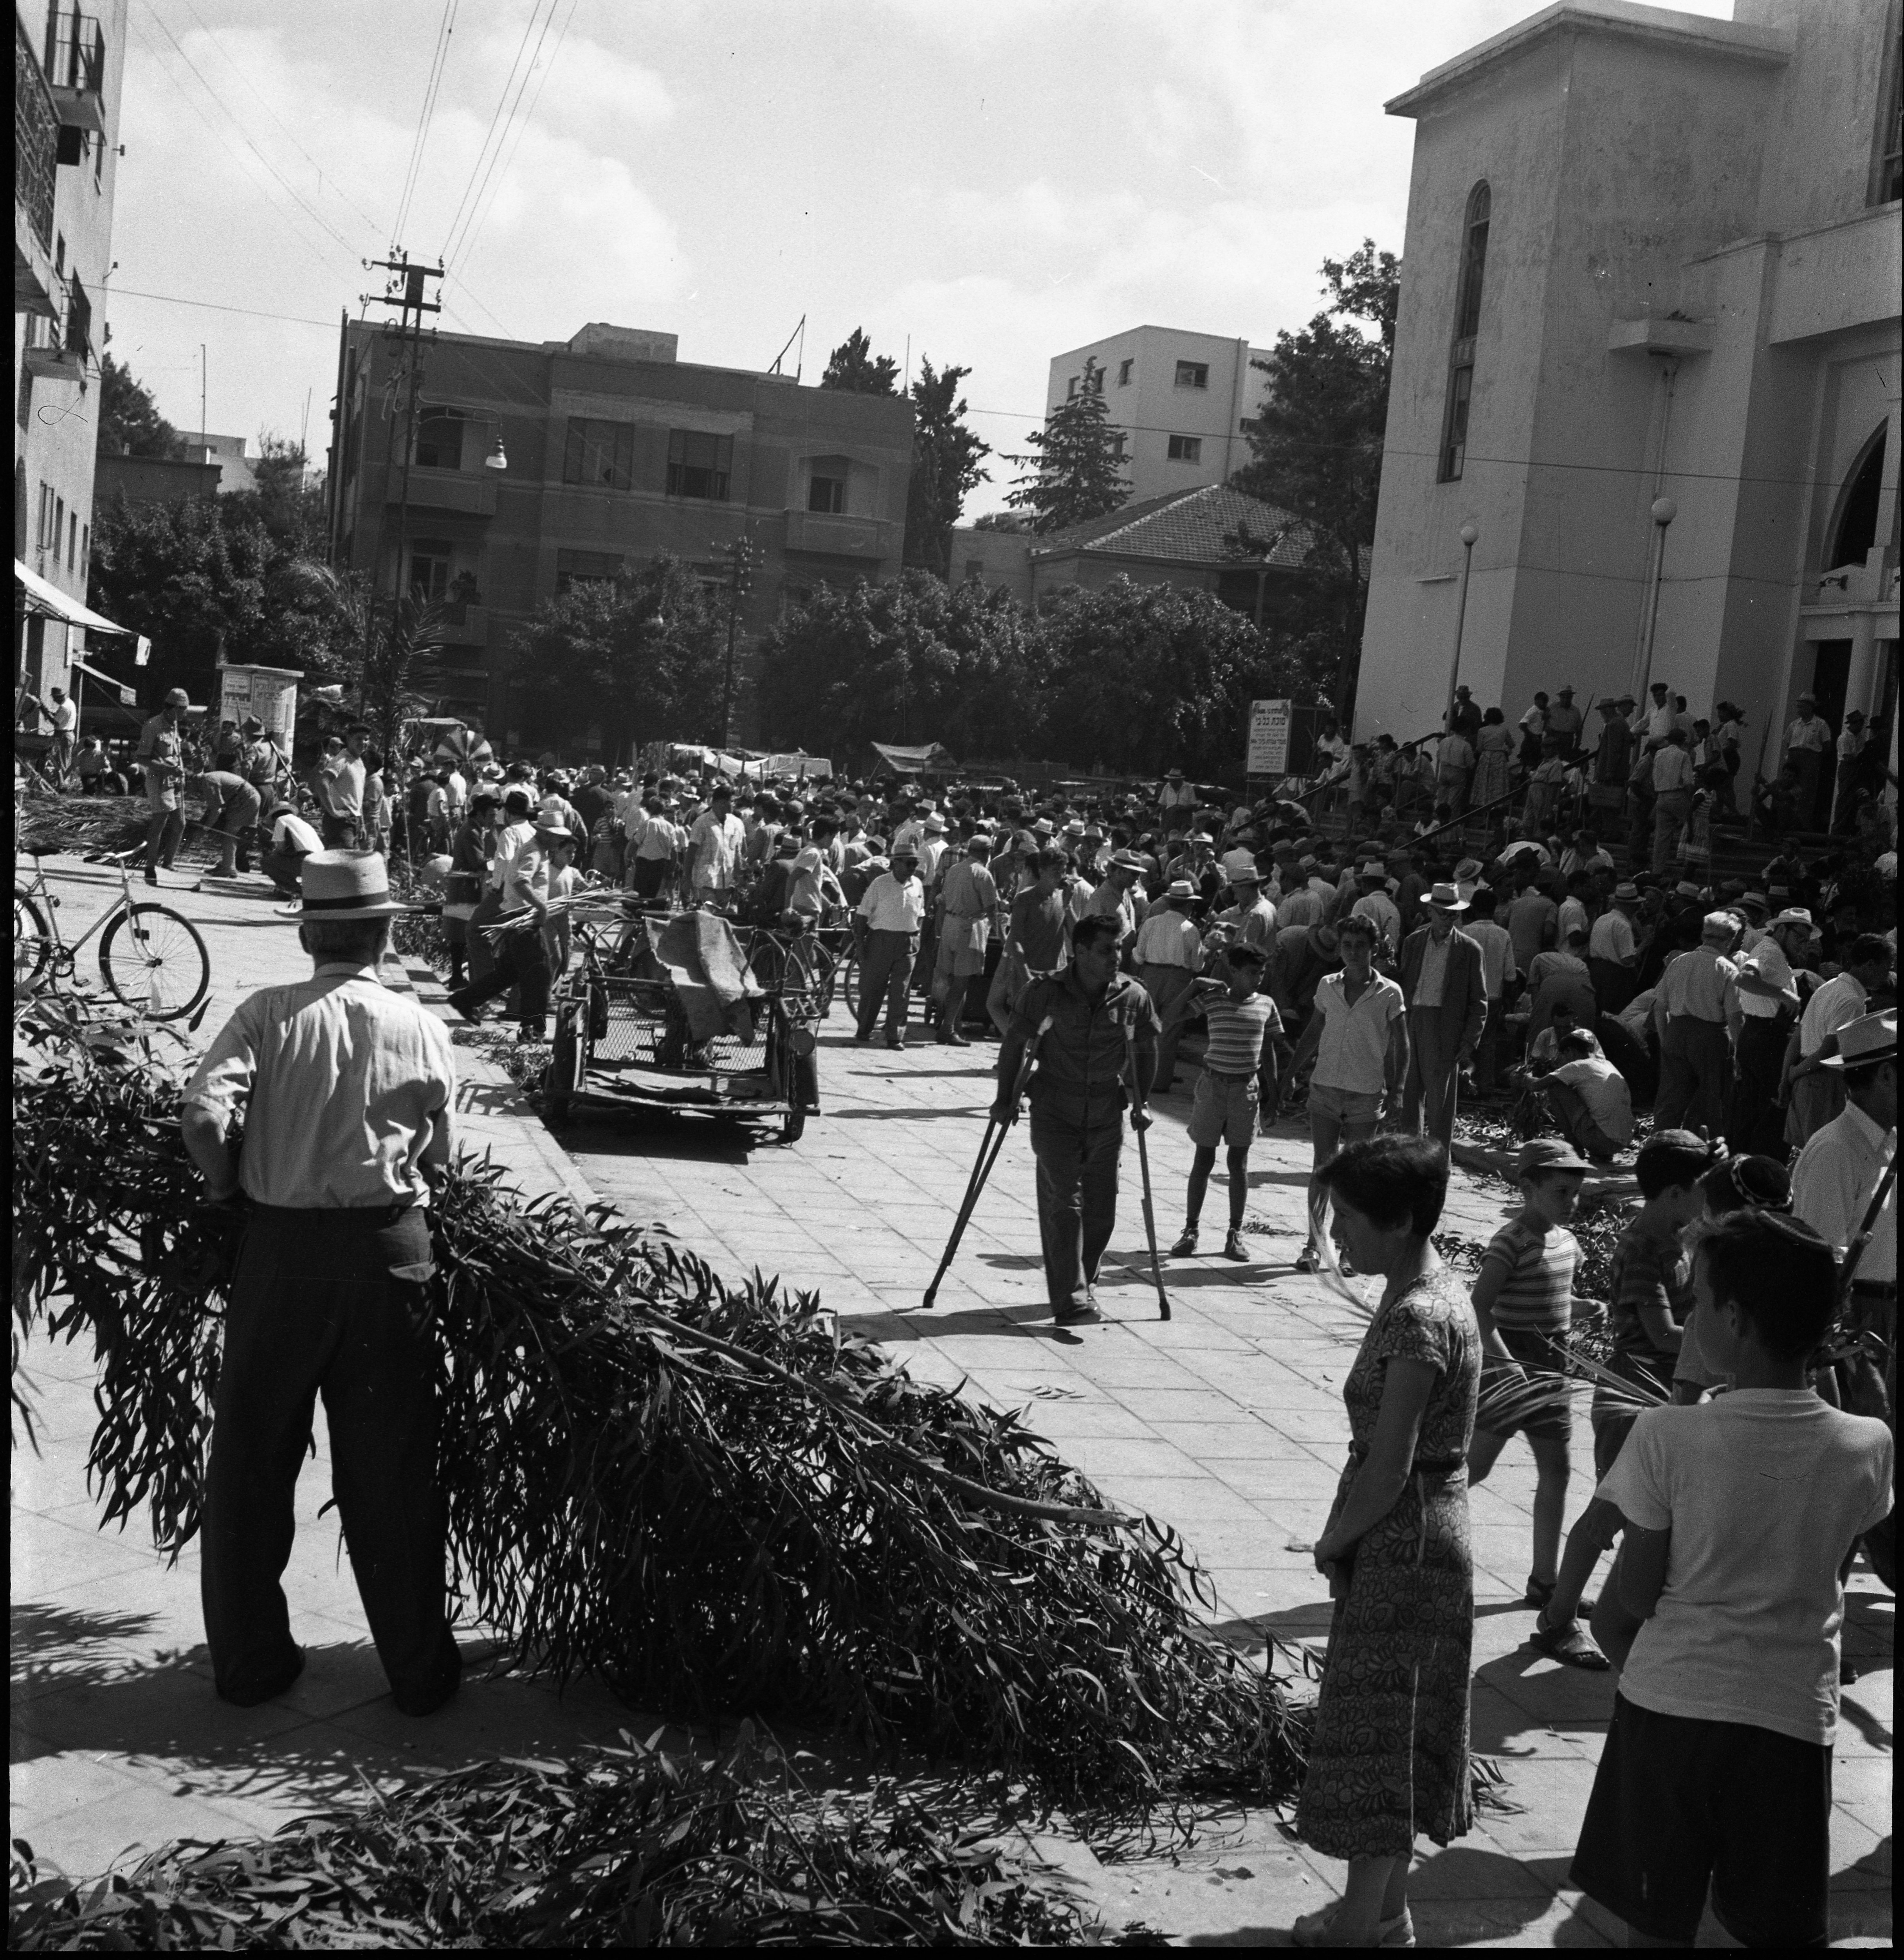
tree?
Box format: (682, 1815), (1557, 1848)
(818, 327), (900, 396)
(971, 510), (1033, 533)
(903, 358), (990, 579)
(1004, 359), (1131, 535)
(1037, 577), (1301, 779)
(510, 555), (726, 760)
(95, 354), (185, 459)
(756, 572), (1044, 762)
(1230, 238), (1399, 724)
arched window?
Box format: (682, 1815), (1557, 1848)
(1828, 423), (1887, 569)
(1439, 183), (1490, 483)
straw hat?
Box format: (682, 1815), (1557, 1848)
(1425, 881), (1469, 912)
(1166, 877), (1198, 900)
(1818, 1011), (1895, 1070)
(296, 851), (409, 920)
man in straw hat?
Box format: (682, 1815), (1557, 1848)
(852, 843), (927, 1047)
(1653, 912), (1741, 1136)
(1726, 906), (1813, 1155)
(1398, 880), (1489, 1146)
(1133, 877), (1207, 1092)
(1790, 1009), (1896, 1351)
(180, 851), (462, 1715)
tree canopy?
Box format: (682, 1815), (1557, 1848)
(510, 556), (727, 759)
(1230, 238), (1399, 722)
(96, 354), (186, 459)
(902, 358), (990, 580)
(818, 328), (900, 396)
(1004, 359), (1130, 535)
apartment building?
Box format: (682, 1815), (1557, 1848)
(1356, 0), (1900, 778)
(14, 0), (128, 704)
(325, 318), (914, 751)
(1044, 326), (1274, 504)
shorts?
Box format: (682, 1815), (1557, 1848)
(1590, 1407), (1637, 1480)
(934, 929), (988, 981)
(1571, 1693), (1831, 1947)
(1308, 1082), (1383, 1125)
(1477, 1324), (1572, 1441)
(1188, 1068), (1258, 1149)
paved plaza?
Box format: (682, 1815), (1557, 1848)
(11, 861), (1893, 1944)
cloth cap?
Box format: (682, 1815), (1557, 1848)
(1426, 882), (1469, 911)
(1166, 877), (1198, 899)
(1819, 1011), (1895, 1069)
(296, 850), (409, 920)
(1517, 1138), (1592, 1177)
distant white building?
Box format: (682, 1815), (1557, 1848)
(191, 434), (261, 497)
(1044, 327), (1275, 504)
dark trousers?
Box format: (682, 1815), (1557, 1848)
(1788, 748), (1823, 828)
(320, 812), (361, 849)
(1655, 1015), (1728, 1135)
(1030, 1111), (1124, 1312)
(855, 928), (918, 1039)
(1726, 1014), (1789, 1154)
(201, 1205), (459, 1709)
(144, 804), (184, 872)
(261, 843), (309, 899)
(1545, 1079), (1622, 1162)
(1589, 957), (1635, 1016)
(450, 921), (550, 1030)
(1404, 1007), (1462, 1146)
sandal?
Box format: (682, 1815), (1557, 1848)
(1530, 1618), (1610, 1671)
(1295, 1245), (1322, 1274)
(1292, 1901), (1416, 1947)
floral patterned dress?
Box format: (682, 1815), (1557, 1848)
(1296, 1267), (1481, 1861)
(1472, 723), (1515, 810)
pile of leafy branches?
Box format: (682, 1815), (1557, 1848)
(13, 792), (151, 861)
(12, 998), (1311, 1833)
(10, 1726), (1150, 1949)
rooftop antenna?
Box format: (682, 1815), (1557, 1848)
(769, 313), (806, 380)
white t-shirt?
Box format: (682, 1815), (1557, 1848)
(1310, 969), (1405, 1095)
(1548, 1054), (1634, 1144)
(1588, 909), (1636, 964)
(1599, 1394), (1892, 1745)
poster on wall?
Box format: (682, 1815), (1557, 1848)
(218, 663), (301, 756)
(1246, 698), (1291, 777)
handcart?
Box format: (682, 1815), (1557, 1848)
(543, 901), (824, 1142)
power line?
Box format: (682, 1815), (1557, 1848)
(392, 0), (459, 252)
(447, 0), (581, 278)
(438, 0), (553, 270)
(106, 284), (338, 327)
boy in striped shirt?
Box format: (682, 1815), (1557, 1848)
(1466, 1137), (1599, 1662)
(1163, 944), (1286, 1261)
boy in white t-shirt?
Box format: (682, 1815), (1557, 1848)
(1570, 1210), (1893, 1949)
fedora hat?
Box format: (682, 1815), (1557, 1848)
(1425, 881), (1469, 912)
(1110, 848), (1148, 872)
(1770, 907), (1813, 930)
(1166, 877), (1198, 899)
(296, 850), (409, 920)
(1819, 1011), (1895, 1070)
(1220, 847), (1260, 881)
(1612, 881), (1640, 903)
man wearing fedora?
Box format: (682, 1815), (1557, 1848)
(1134, 877), (1208, 1092)
(133, 687), (195, 885)
(1398, 881), (1489, 1146)
(180, 851), (462, 1716)
(1159, 767), (1197, 836)
(853, 845), (927, 1047)
(1790, 1010), (1896, 1352)
(1727, 907), (1813, 1154)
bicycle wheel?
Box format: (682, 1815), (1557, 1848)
(14, 888), (52, 989)
(99, 904), (211, 1020)
(841, 954), (860, 1020)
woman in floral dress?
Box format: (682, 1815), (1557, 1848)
(1471, 708), (1515, 811)
(1293, 1135), (1481, 1948)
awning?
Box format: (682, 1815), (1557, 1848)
(69, 654), (136, 703)
(14, 559), (133, 636)
(871, 741), (955, 775)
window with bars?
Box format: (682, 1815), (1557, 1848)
(666, 429), (732, 501)
(1439, 182), (1490, 482)
(562, 417), (636, 490)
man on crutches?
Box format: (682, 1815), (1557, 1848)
(991, 913), (1160, 1328)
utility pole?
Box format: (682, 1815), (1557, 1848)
(714, 530), (758, 749)
(359, 251), (442, 737)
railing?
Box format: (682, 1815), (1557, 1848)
(45, 9), (104, 96)
(15, 12), (59, 251)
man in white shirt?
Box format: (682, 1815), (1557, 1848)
(1781, 692), (1831, 828)
(1655, 913), (1738, 1135)
(1726, 907), (1811, 1154)
(1136, 879), (1208, 1091)
(1650, 730), (1698, 873)
(1589, 881), (1643, 1014)
(36, 685), (79, 784)
(1640, 680), (1677, 751)
(260, 798), (323, 899)
(1785, 940), (1894, 1146)
(853, 846), (927, 1048)
(1462, 888), (1516, 1092)
(1790, 1012), (1896, 1343)
(1543, 1028), (1634, 1162)
(687, 784), (746, 903)
(1347, 862), (1401, 963)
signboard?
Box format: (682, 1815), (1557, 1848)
(218, 663), (300, 752)
(1246, 698), (1291, 777)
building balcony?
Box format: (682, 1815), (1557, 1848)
(390, 467), (498, 517)
(783, 509), (897, 559)
(15, 14), (58, 277)
(45, 9), (106, 135)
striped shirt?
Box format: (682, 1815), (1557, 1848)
(1479, 1216), (1579, 1337)
(1202, 992), (1282, 1075)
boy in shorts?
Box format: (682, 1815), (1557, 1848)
(1527, 1130), (1712, 1669)
(1275, 914), (1408, 1273)
(1570, 1210), (1893, 1949)
(1465, 1137), (1593, 1650)
(1164, 944), (1284, 1261)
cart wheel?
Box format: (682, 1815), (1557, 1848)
(779, 1105), (806, 1144)
(793, 1050), (819, 1113)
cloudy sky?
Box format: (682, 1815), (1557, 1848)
(110, 0), (1731, 517)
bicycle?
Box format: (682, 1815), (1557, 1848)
(14, 848), (213, 1021)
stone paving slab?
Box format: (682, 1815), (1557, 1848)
(11, 859), (1893, 1944)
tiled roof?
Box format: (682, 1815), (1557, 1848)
(1032, 483), (1313, 569)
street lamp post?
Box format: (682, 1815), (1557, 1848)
(1634, 496), (1677, 703)
(1444, 521), (1479, 731)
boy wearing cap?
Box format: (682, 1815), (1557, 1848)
(1467, 1137), (1593, 1640)
(1165, 943), (1284, 1261)
(180, 852), (462, 1717)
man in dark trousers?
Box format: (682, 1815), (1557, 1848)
(992, 913), (1160, 1327)
(1399, 881), (1489, 1146)
(180, 850), (462, 1716)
